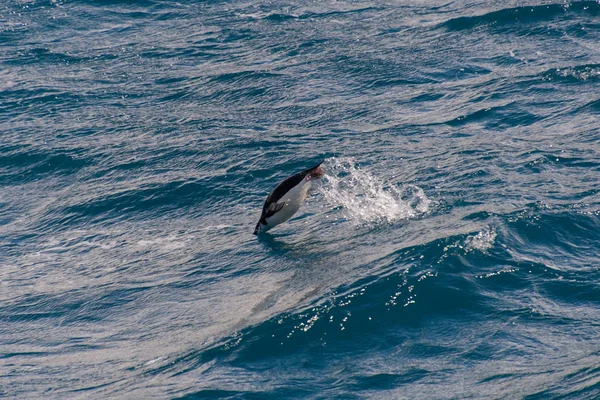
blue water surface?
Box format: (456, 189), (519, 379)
(1, 0), (600, 398)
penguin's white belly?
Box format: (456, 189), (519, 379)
(264, 181), (311, 229)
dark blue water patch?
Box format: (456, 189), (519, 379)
(262, 12), (301, 22)
(524, 362), (600, 400)
(505, 210), (600, 261)
(364, 75), (438, 89)
(176, 387), (318, 400)
(473, 260), (540, 293)
(145, 43), (226, 59)
(201, 78), (294, 106)
(202, 84), (288, 107)
(349, 369), (431, 391)
(486, 53), (525, 67)
(426, 64), (494, 84)
(285, 38), (329, 57)
(259, 6), (382, 23)
(1, 284), (156, 327)
(154, 76), (189, 86)
(153, 8), (203, 22)
(86, 157), (148, 181)
(70, 0), (159, 6)
(1, 351), (53, 360)
(0, 88), (90, 116)
(542, 64), (600, 84)
(176, 389), (250, 400)
(0, 291), (85, 324)
(540, 280), (600, 305)
(562, 19), (600, 39)
(332, 53), (440, 89)
(70, 378), (130, 395)
(408, 92), (445, 103)
(0, 148), (89, 184)
(115, 10), (152, 20)
(157, 89), (199, 103)
(0, 149), (82, 172)
(0, 47), (110, 66)
(56, 177), (233, 224)
(57, 285), (160, 326)
(441, 2), (600, 32)
(522, 153), (600, 173)
(200, 27), (255, 45)
(0, 205), (13, 227)
(83, 3), (162, 21)
(461, 210), (493, 221)
(208, 70), (284, 85)
(194, 267), (485, 367)
(577, 98), (600, 114)
(477, 371), (527, 386)
(445, 103), (544, 130)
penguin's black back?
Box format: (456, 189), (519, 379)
(260, 171), (306, 219)
(265, 172), (305, 204)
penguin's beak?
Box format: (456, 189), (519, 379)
(309, 165), (325, 179)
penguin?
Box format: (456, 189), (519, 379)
(254, 161), (325, 234)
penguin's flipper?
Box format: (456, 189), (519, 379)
(265, 201), (286, 219)
(253, 221), (262, 235)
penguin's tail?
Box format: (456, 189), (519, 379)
(253, 221), (261, 235)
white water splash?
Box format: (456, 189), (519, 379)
(554, 66), (600, 81)
(465, 226), (497, 253)
(320, 157), (430, 225)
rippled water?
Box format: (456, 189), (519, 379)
(2, 0), (600, 398)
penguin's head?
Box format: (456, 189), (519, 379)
(305, 161), (325, 180)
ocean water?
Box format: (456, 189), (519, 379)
(1, 0), (600, 398)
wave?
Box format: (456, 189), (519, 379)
(57, 178), (222, 223)
(542, 64), (600, 83)
(444, 102), (543, 129)
(255, 6), (381, 22)
(141, 207), (600, 395)
(0, 148), (88, 184)
(441, 2), (600, 32)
